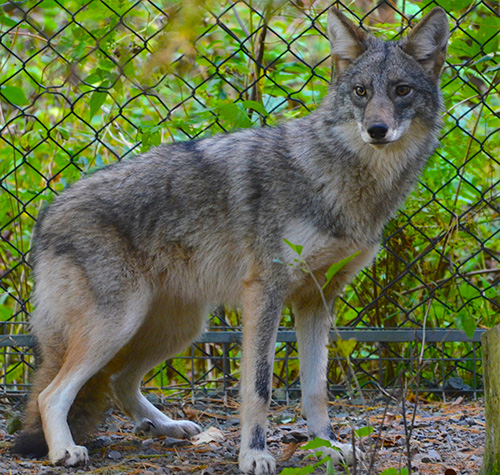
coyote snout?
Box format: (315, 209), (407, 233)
(358, 91), (414, 146)
(361, 116), (412, 147)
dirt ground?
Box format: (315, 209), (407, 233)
(0, 395), (485, 474)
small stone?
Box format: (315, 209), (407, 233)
(420, 449), (442, 463)
(108, 450), (122, 460)
(142, 438), (154, 447)
(162, 437), (192, 448)
(144, 448), (160, 455)
(282, 429), (308, 444)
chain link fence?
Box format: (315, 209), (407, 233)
(0, 0), (499, 401)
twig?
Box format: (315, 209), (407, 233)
(400, 267), (500, 296)
(0, 30), (48, 42)
(231, 2), (250, 37)
(400, 384), (412, 474)
(419, 299), (432, 366)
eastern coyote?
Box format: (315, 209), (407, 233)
(14, 6), (449, 475)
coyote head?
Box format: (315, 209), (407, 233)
(327, 7), (449, 147)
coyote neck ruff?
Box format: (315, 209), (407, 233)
(15, 7), (449, 475)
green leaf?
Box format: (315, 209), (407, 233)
(0, 14), (18, 28)
(139, 125), (161, 153)
(279, 467), (315, 475)
(0, 85), (28, 106)
(355, 426), (374, 438)
(380, 469), (408, 475)
(283, 239), (303, 257)
(215, 102), (252, 129)
(471, 53), (496, 66)
(89, 90), (108, 120)
(335, 338), (357, 358)
(241, 100), (268, 117)
(325, 459), (336, 475)
(485, 63), (500, 73)
(214, 100), (267, 129)
(301, 438), (333, 450)
(454, 312), (477, 340)
(323, 251), (361, 289)
(435, 0), (472, 11)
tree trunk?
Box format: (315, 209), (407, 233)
(481, 326), (500, 475)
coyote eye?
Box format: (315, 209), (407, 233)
(396, 85), (411, 96)
(354, 86), (366, 97)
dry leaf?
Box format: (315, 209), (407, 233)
(192, 427), (225, 445)
(279, 442), (299, 462)
(451, 396), (464, 406)
(382, 413), (396, 425)
(183, 406), (199, 420)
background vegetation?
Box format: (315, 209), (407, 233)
(0, 0), (498, 398)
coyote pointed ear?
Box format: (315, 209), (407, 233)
(327, 8), (367, 77)
(403, 7), (449, 79)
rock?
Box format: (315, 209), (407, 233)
(419, 449), (442, 463)
(162, 436), (193, 448)
(5, 410), (22, 434)
(281, 429), (308, 444)
(108, 450), (122, 460)
(142, 438), (154, 447)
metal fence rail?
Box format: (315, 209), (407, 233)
(0, 328), (486, 400)
(0, 0), (499, 400)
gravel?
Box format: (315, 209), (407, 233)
(0, 396), (485, 474)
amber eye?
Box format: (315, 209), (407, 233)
(396, 85), (411, 96)
(355, 86), (366, 97)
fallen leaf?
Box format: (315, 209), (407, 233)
(382, 413), (396, 425)
(451, 396), (464, 406)
(183, 406), (199, 420)
(192, 427), (225, 445)
(279, 442), (299, 462)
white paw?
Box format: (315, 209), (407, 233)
(323, 442), (364, 466)
(239, 449), (276, 475)
(134, 417), (202, 438)
(51, 444), (89, 466)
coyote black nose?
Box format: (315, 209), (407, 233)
(367, 123), (389, 140)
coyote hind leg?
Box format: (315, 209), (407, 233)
(113, 379), (201, 438)
(38, 293), (151, 466)
(110, 300), (205, 439)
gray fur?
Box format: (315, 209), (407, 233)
(16, 7), (449, 475)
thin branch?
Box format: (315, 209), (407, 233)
(400, 267), (500, 296)
(1, 30), (48, 42)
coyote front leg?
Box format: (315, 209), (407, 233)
(295, 301), (360, 466)
(238, 278), (283, 475)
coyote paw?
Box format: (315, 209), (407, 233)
(239, 449), (276, 475)
(51, 444), (89, 466)
(134, 417), (202, 438)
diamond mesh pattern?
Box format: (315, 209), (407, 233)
(0, 0), (498, 399)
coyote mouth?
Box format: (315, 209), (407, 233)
(368, 142), (389, 150)
(366, 138), (394, 149)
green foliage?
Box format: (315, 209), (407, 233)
(284, 239), (304, 257)
(323, 252), (361, 290)
(354, 426), (374, 438)
(380, 469), (409, 475)
(280, 438), (340, 475)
